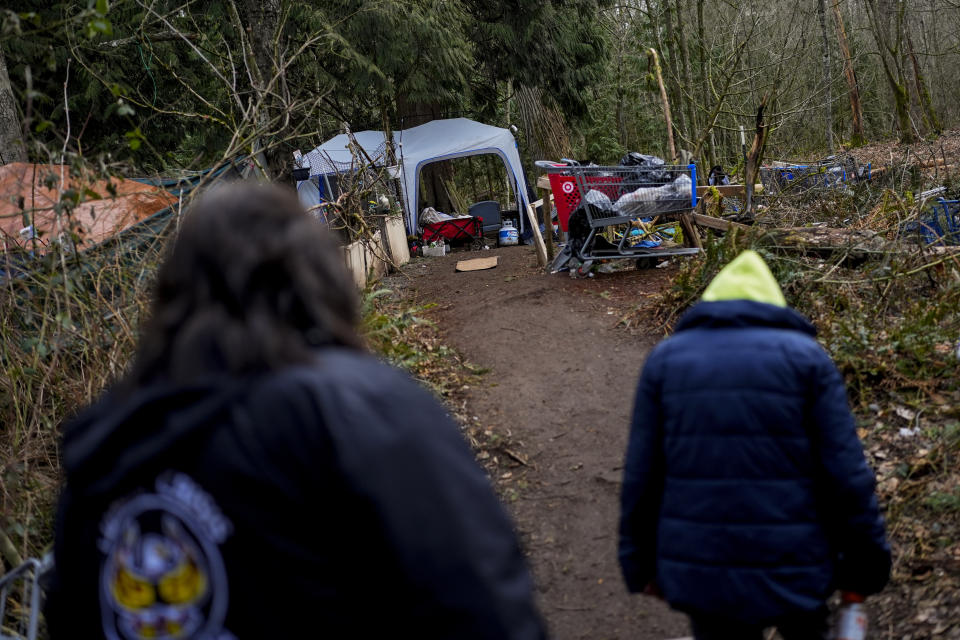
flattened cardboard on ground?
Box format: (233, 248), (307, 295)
(456, 256), (499, 272)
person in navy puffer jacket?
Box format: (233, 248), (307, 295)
(619, 250), (890, 640)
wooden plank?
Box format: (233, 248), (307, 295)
(678, 212), (702, 249)
(536, 174), (551, 190)
(691, 213), (750, 232)
(524, 201), (548, 267)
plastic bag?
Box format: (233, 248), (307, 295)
(619, 152), (672, 186)
(614, 174), (691, 216)
(583, 189), (614, 209)
(418, 206), (453, 231)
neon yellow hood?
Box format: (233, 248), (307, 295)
(701, 250), (787, 307)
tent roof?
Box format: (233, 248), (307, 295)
(0, 163), (177, 254)
(396, 118), (515, 158)
(302, 119), (516, 176)
(300, 118), (530, 233)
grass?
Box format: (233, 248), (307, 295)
(1, 220), (170, 567)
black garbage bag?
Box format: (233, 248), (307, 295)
(618, 152), (672, 186)
(567, 202), (617, 258)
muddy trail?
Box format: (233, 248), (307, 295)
(393, 245), (690, 640)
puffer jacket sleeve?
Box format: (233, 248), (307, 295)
(810, 353), (891, 595)
(619, 349), (666, 593)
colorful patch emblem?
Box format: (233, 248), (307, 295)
(99, 473), (234, 640)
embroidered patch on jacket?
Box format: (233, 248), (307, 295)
(98, 472), (234, 640)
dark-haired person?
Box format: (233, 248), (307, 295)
(618, 250), (890, 640)
(46, 184), (546, 640)
(707, 165), (730, 186)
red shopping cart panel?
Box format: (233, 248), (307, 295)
(548, 174), (622, 231)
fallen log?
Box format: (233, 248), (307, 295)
(691, 213), (750, 233)
(754, 226), (886, 264)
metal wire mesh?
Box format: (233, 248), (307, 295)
(906, 198), (960, 245)
(760, 156), (862, 194)
(0, 559), (43, 640)
(539, 163), (697, 228)
(302, 143), (389, 179)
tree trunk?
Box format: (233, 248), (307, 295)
(395, 98), (453, 214)
(744, 95), (770, 218)
(675, 0), (696, 153)
(832, 0), (864, 146)
(906, 30), (940, 134)
(615, 30), (627, 148)
(696, 0), (716, 170)
(818, 0), (834, 153)
(863, 0), (915, 143)
(647, 49), (677, 162)
(661, 2), (686, 141)
(890, 76), (914, 143)
(0, 46), (26, 165)
(505, 79), (512, 127)
(234, 0), (282, 178)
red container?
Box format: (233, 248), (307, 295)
(546, 172), (623, 231)
(421, 217), (481, 244)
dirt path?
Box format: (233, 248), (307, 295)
(399, 245), (691, 640)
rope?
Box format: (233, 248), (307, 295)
(137, 36), (158, 108)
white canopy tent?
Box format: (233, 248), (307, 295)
(296, 118), (531, 234)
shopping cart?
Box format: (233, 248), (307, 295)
(901, 187), (960, 245)
(760, 155), (866, 194)
(536, 160), (701, 273)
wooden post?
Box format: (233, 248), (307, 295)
(540, 190), (554, 260)
(679, 212), (702, 249)
(524, 201), (548, 267)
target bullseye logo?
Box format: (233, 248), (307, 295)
(561, 181), (575, 194)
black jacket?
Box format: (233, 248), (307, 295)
(48, 349), (545, 639)
(619, 300), (890, 625)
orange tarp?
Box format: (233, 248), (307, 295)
(0, 163), (177, 253)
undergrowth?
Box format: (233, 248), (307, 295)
(359, 283), (516, 478)
(0, 223), (170, 569)
(660, 222), (959, 407)
(0, 264), (481, 572)
(360, 287), (487, 399)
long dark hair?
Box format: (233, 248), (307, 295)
(127, 183), (361, 389)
